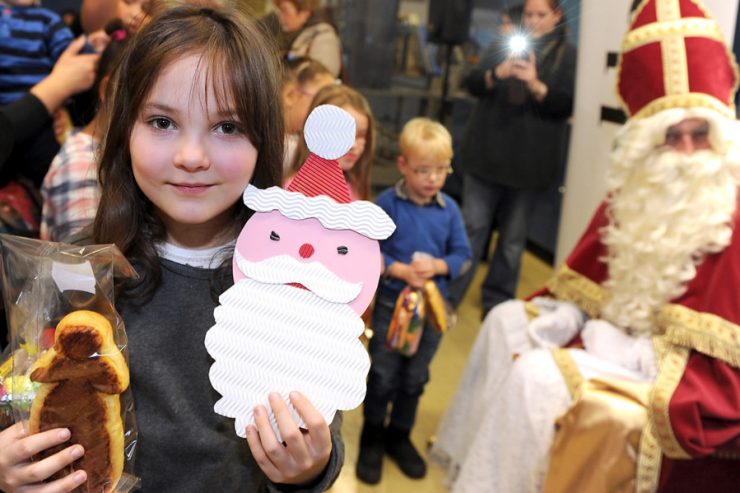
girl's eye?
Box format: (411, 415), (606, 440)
(150, 117), (173, 130)
(337, 246), (348, 255)
(217, 122), (240, 135)
(270, 231), (280, 241)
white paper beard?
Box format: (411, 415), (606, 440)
(204, 279), (370, 440)
(235, 252), (363, 304)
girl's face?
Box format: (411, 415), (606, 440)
(337, 105), (368, 172)
(283, 74), (335, 134)
(130, 54), (258, 248)
(523, 0), (562, 38)
(117, 0), (151, 34)
(275, 1), (311, 33)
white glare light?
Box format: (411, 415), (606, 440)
(509, 34), (528, 56)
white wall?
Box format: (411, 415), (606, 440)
(555, 0), (740, 265)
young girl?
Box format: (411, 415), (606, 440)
(288, 84), (375, 200)
(0, 7), (341, 492)
(280, 57), (335, 172)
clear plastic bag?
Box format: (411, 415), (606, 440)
(0, 234), (140, 493)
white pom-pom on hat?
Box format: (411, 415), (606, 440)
(304, 105), (356, 160)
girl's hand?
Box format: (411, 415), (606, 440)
(246, 392), (332, 486)
(0, 422), (87, 493)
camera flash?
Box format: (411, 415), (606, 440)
(509, 34), (528, 56)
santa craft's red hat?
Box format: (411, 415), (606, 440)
(286, 106), (353, 203)
(242, 105), (395, 240)
(617, 0), (740, 119)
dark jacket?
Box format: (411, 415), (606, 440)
(460, 29), (577, 191)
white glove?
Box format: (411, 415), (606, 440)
(526, 299), (586, 349)
(582, 319), (657, 378)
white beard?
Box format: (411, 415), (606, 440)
(601, 130), (740, 335)
(205, 279), (370, 440)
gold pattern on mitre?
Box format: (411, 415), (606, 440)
(616, 0), (740, 120)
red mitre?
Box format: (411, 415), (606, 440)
(617, 0), (740, 119)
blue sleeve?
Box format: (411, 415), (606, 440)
(47, 16), (74, 61)
(375, 189), (401, 272)
(442, 197), (472, 279)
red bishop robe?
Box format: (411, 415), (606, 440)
(535, 199), (740, 492)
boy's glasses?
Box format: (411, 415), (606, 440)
(410, 166), (453, 178)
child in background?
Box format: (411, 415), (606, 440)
(355, 117), (471, 484)
(116, 0), (154, 33)
(67, 0), (154, 127)
(288, 84), (374, 200)
(0, 6), (342, 492)
(0, 0), (74, 105)
(40, 21), (130, 242)
(280, 57), (335, 172)
(0, 0), (80, 187)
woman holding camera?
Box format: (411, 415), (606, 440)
(272, 0), (342, 78)
(449, 0), (577, 317)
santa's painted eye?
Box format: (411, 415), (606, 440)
(337, 246), (348, 255)
(270, 231), (280, 241)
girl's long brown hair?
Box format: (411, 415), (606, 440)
(290, 84), (375, 200)
(94, 6), (284, 301)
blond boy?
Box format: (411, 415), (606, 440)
(356, 117), (471, 484)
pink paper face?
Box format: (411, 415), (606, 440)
(234, 210), (381, 315)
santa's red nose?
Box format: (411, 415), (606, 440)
(299, 243), (314, 258)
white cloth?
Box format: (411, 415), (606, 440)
(432, 299), (654, 492)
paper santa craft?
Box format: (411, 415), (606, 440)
(205, 105), (395, 439)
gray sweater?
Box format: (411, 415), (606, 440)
(119, 258), (343, 492)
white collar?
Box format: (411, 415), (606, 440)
(157, 241), (235, 268)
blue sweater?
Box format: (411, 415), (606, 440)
(375, 181), (472, 300)
(0, 6), (73, 105)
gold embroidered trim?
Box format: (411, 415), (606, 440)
(545, 265), (606, 319)
(633, 93), (737, 119)
(623, 19), (723, 52)
(649, 344), (691, 459)
(656, 0), (680, 22)
(661, 35), (689, 96)
(524, 301), (540, 321)
(658, 304), (740, 367)
(652, 334), (668, 360)
(636, 422), (662, 493)
(713, 450), (740, 460)
(551, 348), (583, 400)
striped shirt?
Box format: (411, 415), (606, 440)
(0, 6), (73, 105)
(40, 130), (99, 242)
